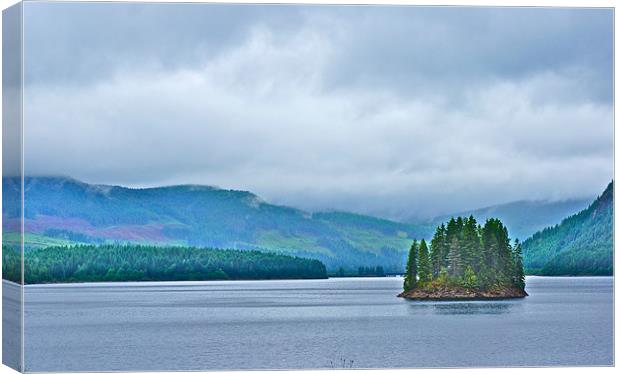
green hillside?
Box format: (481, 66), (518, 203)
(6, 177), (610, 275)
(3, 177), (430, 272)
(522, 182), (613, 275)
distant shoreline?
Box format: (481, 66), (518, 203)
(3, 275), (613, 288)
(5, 276), (329, 287)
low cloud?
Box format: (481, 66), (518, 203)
(22, 4), (613, 220)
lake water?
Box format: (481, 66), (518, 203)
(11, 276), (615, 371)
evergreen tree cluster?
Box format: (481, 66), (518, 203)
(403, 216), (525, 292)
(2, 244), (327, 284)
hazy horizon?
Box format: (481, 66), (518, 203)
(16, 3), (613, 220)
(12, 174), (602, 222)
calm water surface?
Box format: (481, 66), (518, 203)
(18, 276), (613, 371)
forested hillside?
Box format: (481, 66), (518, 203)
(522, 182), (613, 275)
(4, 177), (611, 276)
(2, 244), (327, 284)
(3, 177), (427, 272)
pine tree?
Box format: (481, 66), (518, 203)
(403, 240), (418, 291)
(512, 239), (525, 290)
(430, 224), (446, 278)
(488, 219), (513, 287)
(462, 215), (480, 270)
(479, 219), (500, 288)
(444, 218), (458, 264)
(418, 239), (432, 283)
(447, 235), (463, 277)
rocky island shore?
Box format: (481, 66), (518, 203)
(398, 284), (528, 300)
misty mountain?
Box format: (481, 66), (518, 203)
(3, 176), (429, 272)
(425, 198), (593, 241)
(522, 182), (613, 275)
(3, 177), (608, 274)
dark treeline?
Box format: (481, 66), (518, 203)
(330, 265), (386, 277)
(404, 216), (525, 292)
(358, 266), (385, 277)
(2, 244), (327, 284)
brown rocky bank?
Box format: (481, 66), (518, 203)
(398, 284), (528, 300)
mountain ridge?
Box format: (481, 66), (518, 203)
(3, 176), (425, 272)
(3, 176), (610, 274)
(423, 197), (593, 241)
(522, 181), (613, 275)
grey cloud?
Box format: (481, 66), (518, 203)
(24, 3), (612, 103)
(21, 2), (613, 220)
(23, 2), (305, 86)
(319, 7), (612, 105)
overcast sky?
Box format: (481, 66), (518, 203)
(21, 2), (613, 220)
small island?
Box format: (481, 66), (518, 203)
(399, 216), (527, 300)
